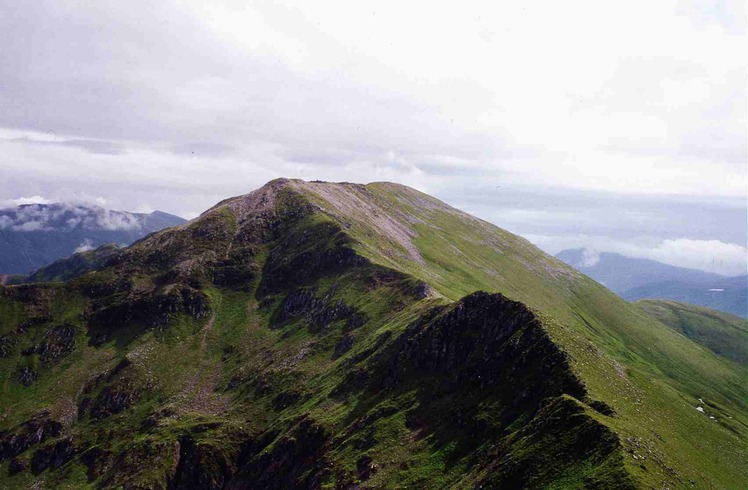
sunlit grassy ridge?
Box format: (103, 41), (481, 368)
(636, 299), (747, 366)
(0, 179), (745, 489)
(290, 180), (748, 488)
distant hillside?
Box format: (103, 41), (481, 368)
(556, 249), (747, 317)
(0, 204), (185, 274)
(13, 244), (125, 284)
(555, 249), (721, 291)
(637, 299), (747, 366)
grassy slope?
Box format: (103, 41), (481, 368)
(291, 180), (747, 489)
(636, 299), (748, 366)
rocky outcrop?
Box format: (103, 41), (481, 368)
(333, 333), (355, 359)
(78, 360), (142, 420)
(229, 418), (329, 489)
(21, 323), (76, 362)
(16, 366), (38, 386)
(0, 333), (15, 357)
(375, 292), (586, 406)
(0, 412), (62, 461)
(87, 284), (210, 345)
(169, 436), (234, 490)
(30, 436), (75, 474)
(277, 288), (366, 332)
(259, 214), (367, 294)
(8, 457), (26, 475)
(0, 284), (57, 319)
(88, 381), (141, 420)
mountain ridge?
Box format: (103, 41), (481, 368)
(0, 179), (744, 489)
(636, 299), (747, 366)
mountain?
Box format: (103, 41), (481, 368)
(0, 179), (745, 489)
(554, 248), (723, 292)
(636, 299), (747, 366)
(556, 249), (747, 317)
(0, 204), (185, 275)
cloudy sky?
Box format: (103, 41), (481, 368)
(1, 1), (745, 275)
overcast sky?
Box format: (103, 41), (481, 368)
(1, 1), (745, 275)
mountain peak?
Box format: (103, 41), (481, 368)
(1, 179), (745, 488)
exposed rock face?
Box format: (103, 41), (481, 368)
(8, 457), (26, 476)
(0, 333), (15, 357)
(21, 323), (76, 362)
(375, 292), (586, 404)
(15, 366), (38, 386)
(30, 436), (75, 474)
(78, 359), (142, 420)
(169, 437), (234, 490)
(333, 333), (355, 359)
(87, 285), (210, 346)
(357, 454), (378, 481)
(272, 390), (302, 411)
(278, 288), (366, 332)
(88, 381), (141, 420)
(335, 291), (599, 477)
(229, 418), (329, 490)
(0, 412), (62, 461)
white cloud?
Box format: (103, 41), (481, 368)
(14, 220), (48, 232)
(648, 239), (747, 276)
(526, 234), (747, 276)
(91, 209), (142, 231)
(74, 238), (94, 253)
(0, 195), (52, 208)
(580, 249), (601, 267)
(0, 203), (144, 232)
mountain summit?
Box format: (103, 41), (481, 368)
(0, 179), (744, 489)
(0, 203), (185, 275)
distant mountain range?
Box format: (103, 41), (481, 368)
(0, 203), (185, 275)
(556, 249), (747, 318)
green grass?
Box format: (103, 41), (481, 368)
(636, 299), (748, 366)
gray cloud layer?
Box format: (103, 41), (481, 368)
(0, 204), (143, 232)
(0, 1), (745, 274)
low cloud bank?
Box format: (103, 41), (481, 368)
(0, 203), (143, 232)
(0, 196), (52, 207)
(74, 238), (94, 253)
(527, 235), (747, 276)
